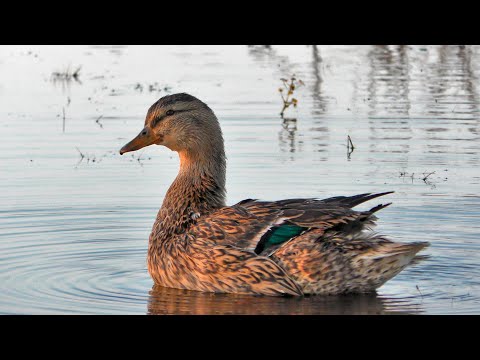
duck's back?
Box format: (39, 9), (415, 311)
(190, 192), (429, 295)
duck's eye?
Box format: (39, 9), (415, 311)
(166, 110), (175, 116)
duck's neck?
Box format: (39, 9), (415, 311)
(152, 146), (226, 241)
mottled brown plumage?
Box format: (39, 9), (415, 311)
(120, 93), (430, 296)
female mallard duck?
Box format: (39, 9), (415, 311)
(120, 93), (429, 296)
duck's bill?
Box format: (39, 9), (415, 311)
(119, 127), (157, 155)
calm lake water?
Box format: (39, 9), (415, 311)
(1, 45), (479, 314)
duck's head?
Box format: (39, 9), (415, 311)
(119, 93), (223, 159)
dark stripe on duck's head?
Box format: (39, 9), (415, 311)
(155, 93), (200, 108)
(147, 93), (211, 120)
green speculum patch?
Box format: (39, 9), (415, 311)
(255, 224), (305, 254)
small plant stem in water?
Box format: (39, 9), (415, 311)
(347, 135), (355, 150)
(347, 135), (355, 159)
(95, 115), (104, 128)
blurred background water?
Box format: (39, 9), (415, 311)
(0, 45), (478, 314)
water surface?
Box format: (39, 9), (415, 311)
(0, 45), (479, 314)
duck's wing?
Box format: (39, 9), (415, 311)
(191, 192), (393, 254)
(191, 202), (280, 251)
(270, 229), (429, 294)
(183, 238), (303, 296)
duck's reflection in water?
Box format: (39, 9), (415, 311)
(147, 285), (424, 315)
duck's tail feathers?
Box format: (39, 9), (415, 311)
(362, 241), (429, 262)
(323, 191), (395, 208)
(351, 241), (430, 291)
(367, 202), (392, 214)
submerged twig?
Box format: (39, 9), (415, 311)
(399, 170), (439, 188)
(347, 135), (355, 150)
(51, 64), (82, 84)
(72, 66), (81, 80)
(95, 115), (104, 129)
(136, 150), (145, 166)
(75, 147), (85, 159)
(422, 171), (436, 182)
(347, 135), (355, 159)
(75, 147), (85, 167)
(416, 285), (424, 299)
(62, 107), (66, 133)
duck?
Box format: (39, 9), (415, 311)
(119, 93), (429, 296)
